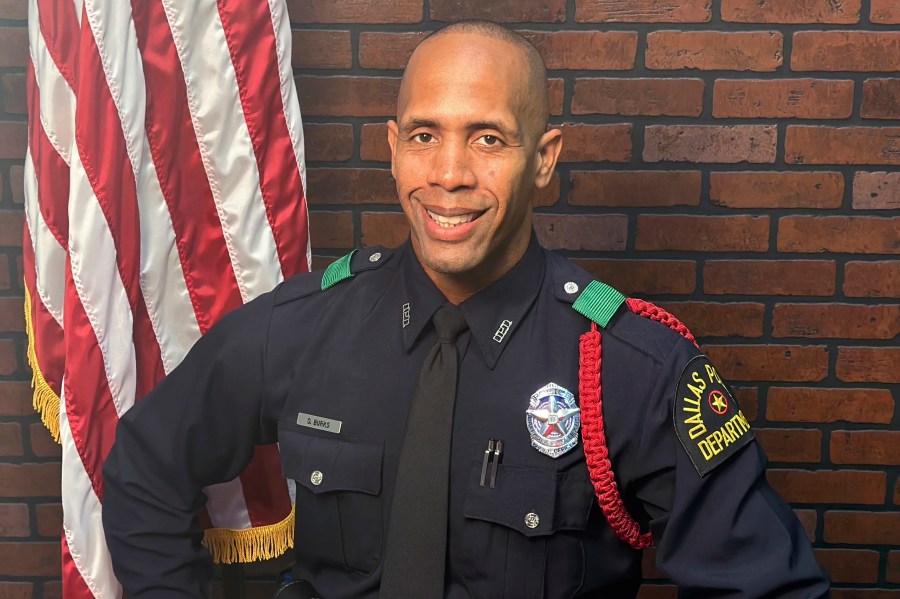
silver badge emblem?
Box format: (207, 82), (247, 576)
(526, 382), (580, 458)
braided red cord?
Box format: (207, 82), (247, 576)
(579, 322), (654, 550)
(626, 297), (699, 349)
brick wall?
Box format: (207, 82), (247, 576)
(2, 0), (899, 596)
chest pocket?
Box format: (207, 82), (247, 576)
(459, 462), (593, 599)
(279, 426), (384, 574)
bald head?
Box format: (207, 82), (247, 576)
(398, 21), (550, 141)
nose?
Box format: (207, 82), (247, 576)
(426, 139), (477, 191)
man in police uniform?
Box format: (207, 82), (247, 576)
(103, 21), (830, 598)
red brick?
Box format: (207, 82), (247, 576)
(713, 79), (853, 119)
(35, 503), (61, 538)
(767, 387), (895, 425)
(291, 30), (351, 69)
(754, 428), (821, 463)
(311, 255), (337, 271)
(306, 168), (396, 205)
(0, 0), (26, 19)
(309, 211), (353, 250)
(767, 469), (885, 504)
(636, 586), (676, 599)
(636, 215), (769, 252)
(0, 582), (31, 599)
(644, 125), (776, 163)
(836, 347), (900, 383)
(1, 73), (26, 115)
(793, 32), (900, 72)
(861, 79), (900, 120)
(575, 0), (710, 22)
(734, 387), (759, 422)
(535, 172), (561, 207)
(302, 124), (353, 163)
(871, 0), (900, 23)
(778, 216), (900, 254)
(520, 31), (638, 70)
(888, 551), (900, 583)
(825, 511), (899, 544)
(0, 28), (27, 68)
(297, 76), (399, 117)
(786, 126), (900, 166)
(0, 463), (60, 497)
(0, 422), (22, 456)
(853, 172), (900, 210)
(430, 0), (565, 22)
(722, 0), (860, 23)
(832, 591), (900, 599)
(814, 549), (879, 584)
(832, 430), (900, 465)
(287, 0), (422, 23)
(572, 78), (703, 117)
(571, 259), (696, 295)
(358, 32), (426, 70)
(0, 504), (28, 537)
(557, 125), (632, 163)
(360, 123), (390, 162)
(0, 339), (16, 375)
(646, 31), (783, 72)
(772, 303), (900, 339)
(658, 302), (764, 338)
(0, 542), (59, 576)
(711, 171), (843, 209)
(704, 260), (835, 296)
(42, 582), (60, 599)
(361, 212), (408, 248)
(794, 509), (817, 542)
(0, 258), (9, 290)
(844, 261), (900, 298)
(9, 165), (24, 205)
(0, 122), (26, 160)
(703, 344), (828, 382)
(0, 296), (23, 332)
(533, 214), (627, 251)
(0, 381), (35, 416)
(570, 171), (700, 207)
(29, 423), (60, 459)
(0, 210), (24, 246)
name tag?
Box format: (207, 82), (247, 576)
(297, 412), (342, 434)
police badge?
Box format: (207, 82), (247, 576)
(526, 382), (581, 458)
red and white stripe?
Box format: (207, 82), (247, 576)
(24, 0), (308, 595)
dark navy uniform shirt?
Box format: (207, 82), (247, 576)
(103, 238), (830, 598)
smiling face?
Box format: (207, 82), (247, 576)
(387, 31), (562, 303)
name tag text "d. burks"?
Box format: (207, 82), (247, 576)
(297, 412), (342, 434)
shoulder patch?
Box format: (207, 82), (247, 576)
(571, 280), (626, 328)
(674, 355), (753, 477)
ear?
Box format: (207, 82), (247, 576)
(387, 120), (399, 180)
(533, 127), (562, 189)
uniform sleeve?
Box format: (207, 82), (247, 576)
(102, 292), (278, 598)
(630, 340), (830, 597)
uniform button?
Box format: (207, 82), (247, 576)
(369, 252), (382, 262)
(310, 470), (324, 486)
(564, 282), (579, 294)
(524, 512), (540, 529)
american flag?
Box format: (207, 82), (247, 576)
(23, 0), (307, 595)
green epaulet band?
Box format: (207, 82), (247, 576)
(571, 280), (626, 328)
(321, 250), (356, 290)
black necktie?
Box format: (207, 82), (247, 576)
(380, 304), (469, 598)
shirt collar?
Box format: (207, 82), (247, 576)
(399, 235), (546, 370)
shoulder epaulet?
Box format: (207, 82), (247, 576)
(570, 280), (626, 328)
(275, 247), (392, 306)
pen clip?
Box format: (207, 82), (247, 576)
(480, 439), (495, 487)
(489, 440), (503, 489)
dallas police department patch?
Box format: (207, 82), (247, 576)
(674, 355), (753, 476)
(526, 382), (581, 458)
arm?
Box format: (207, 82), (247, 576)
(102, 292), (277, 597)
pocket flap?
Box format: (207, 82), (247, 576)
(463, 463), (592, 538)
(279, 426), (383, 496)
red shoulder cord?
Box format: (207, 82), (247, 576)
(578, 297), (699, 550)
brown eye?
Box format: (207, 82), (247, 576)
(477, 135), (500, 146)
(414, 133), (434, 143)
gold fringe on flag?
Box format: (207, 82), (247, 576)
(202, 504), (295, 564)
(23, 285), (62, 443)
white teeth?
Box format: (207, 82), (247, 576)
(427, 209), (476, 228)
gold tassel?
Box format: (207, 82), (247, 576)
(23, 285), (62, 443)
(202, 505), (295, 564)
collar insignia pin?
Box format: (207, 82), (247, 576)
(526, 382), (580, 458)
